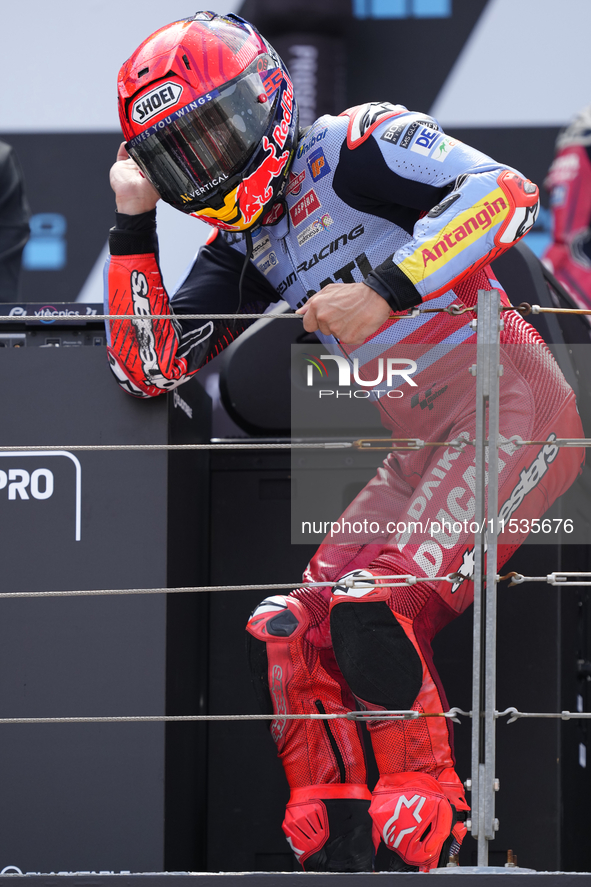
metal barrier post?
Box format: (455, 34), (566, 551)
(471, 289), (501, 865)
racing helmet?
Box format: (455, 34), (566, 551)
(117, 11), (298, 232)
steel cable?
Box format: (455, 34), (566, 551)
(2, 302), (590, 324)
(2, 708), (590, 726)
(3, 437), (590, 453)
(0, 573), (465, 599)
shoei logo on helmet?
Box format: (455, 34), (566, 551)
(131, 81), (183, 125)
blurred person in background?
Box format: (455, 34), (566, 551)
(104, 11), (583, 874)
(543, 105), (591, 314)
(0, 139), (30, 302)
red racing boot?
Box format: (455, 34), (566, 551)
(246, 593), (373, 871)
(369, 771), (468, 871)
(282, 784), (373, 872)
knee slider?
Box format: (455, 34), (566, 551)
(246, 596), (309, 726)
(247, 595), (309, 643)
(370, 772), (453, 871)
(329, 572), (422, 710)
(283, 784), (372, 873)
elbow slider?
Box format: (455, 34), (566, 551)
(495, 170), (539, 245)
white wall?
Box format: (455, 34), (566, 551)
(6, 0), (590, 134)
(430, 0), (591, 128)
(0, 2), (242, 301)
(0, 0), (241, 133)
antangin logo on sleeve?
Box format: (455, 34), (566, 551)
(399, 187), (509, 282)
(433, 136), (459, 162)
(131, 82), (184, 124)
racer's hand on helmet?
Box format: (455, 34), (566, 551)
(110, 142), (160, 215)
(296, 282), (392, 345)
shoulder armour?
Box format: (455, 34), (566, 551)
(340, 101), (407, 149)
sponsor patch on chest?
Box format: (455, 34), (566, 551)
(256, 250), (279, 276)
(289, 189), (321, 227)
(296, 213), (333, 247)
(307, 148), (331, 182)
(286, 169), (306, 196)
(252, 235), (272, 261)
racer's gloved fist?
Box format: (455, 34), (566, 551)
(110, 142), (160, 216)
(296, 282), (392, 345)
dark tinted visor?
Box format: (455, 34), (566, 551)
(126, 57), (278, 209)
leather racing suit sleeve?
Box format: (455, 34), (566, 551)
(332, 108), (540, 312)
(105, 212), (278, 397)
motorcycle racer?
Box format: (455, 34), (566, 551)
(106, 11), (584, 872)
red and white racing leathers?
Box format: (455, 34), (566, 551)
(245, 269), (583, 869)
(105, 104), (584, 870)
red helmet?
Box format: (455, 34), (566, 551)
(118, 11), (298, 231)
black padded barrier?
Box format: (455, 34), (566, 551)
(0, 307), (211, 874)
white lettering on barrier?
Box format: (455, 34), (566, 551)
(3, 468), (55, 500)
(0, 452), (81, 541)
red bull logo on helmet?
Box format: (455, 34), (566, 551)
(237, 136), (290, 226)
(272, 78), (294, 149)
(189, 75), (293, 231)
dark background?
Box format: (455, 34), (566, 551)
(0, 0), (589, 877)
